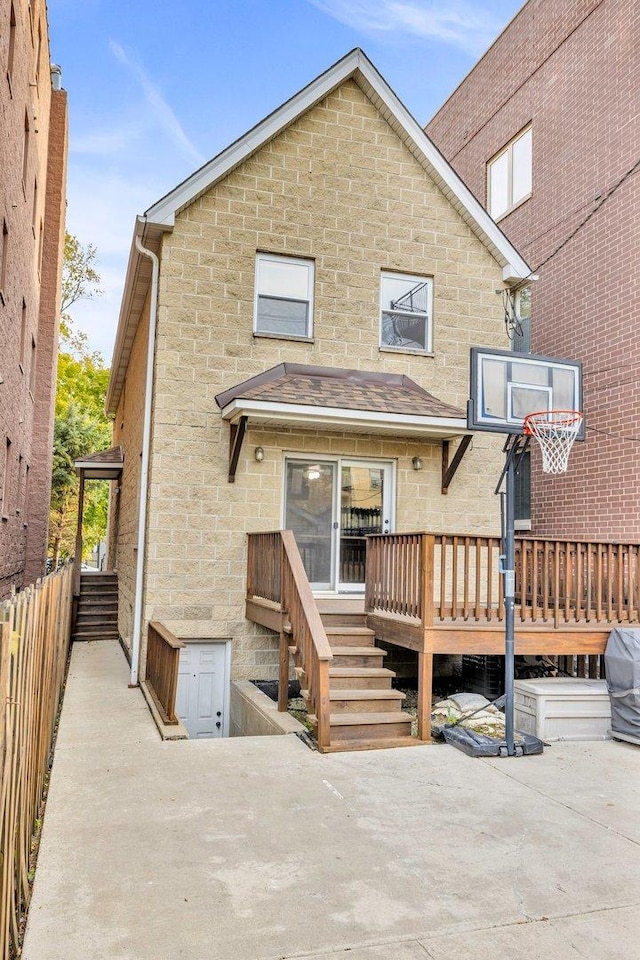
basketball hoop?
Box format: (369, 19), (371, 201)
(523, 410), (584, 474)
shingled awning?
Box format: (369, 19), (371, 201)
(215, 364), (472, 484)
(74, 446), (124, 480)
(215, 363), (467, 439)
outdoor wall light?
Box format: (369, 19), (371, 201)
(254, 446), (265, 462)
(412, 456), (424, 471)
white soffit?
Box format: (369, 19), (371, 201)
(219, 398), (469, 440)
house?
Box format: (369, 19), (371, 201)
(0, 0), (68, 596)
(105, 49), (533, 745)
(426, 0), (640, 540)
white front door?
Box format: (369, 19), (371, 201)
(176, 642), (229, 738)
(283, 457), (394, 592)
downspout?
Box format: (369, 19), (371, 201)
(130, 228), (159, 686)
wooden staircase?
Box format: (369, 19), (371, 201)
(301, 612), (416, 752)
(72, 572), (119, 642)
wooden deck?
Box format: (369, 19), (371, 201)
(246, 530), (637, 750)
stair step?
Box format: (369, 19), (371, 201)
(329, 668), (396, 690)
(320, 613), (368, 628)
(73, 631), (119, 641)
(320, 737), (426, 754)
(329, 646), (387, 668)
(309, 711), (413, 742)
(77, 598), (118, 607)
(321, 689), (405, 713)
(325, 626), (376, 647)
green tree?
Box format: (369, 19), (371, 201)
(49, 235), (111, 565)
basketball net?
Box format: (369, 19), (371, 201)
(523, 410), (583, 474)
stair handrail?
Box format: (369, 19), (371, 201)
(279, 531), (333, 750)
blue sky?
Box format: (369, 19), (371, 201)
(47, 0), (523, 359)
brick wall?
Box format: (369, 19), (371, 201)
(114, 77), (514, 681)
(427, 0), (640, 539)
(0, 0), (67, 595)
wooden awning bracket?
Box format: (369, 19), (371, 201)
(441, 434), (473, 494)
(228, 416), (248, 483)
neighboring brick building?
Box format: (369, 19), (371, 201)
(427, 0), (640, 539)
(0, 0), (68, 595)
(106, 49), (530, 730)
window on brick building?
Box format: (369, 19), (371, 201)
(32, 178), (38, 233)
(514, 450), (531, 530)
(513, 286), (531, 354)
(380, 271), (432, 354)
(2, 439), (12, 518)
(16, 454), (23, 514)
(0, 220), (8, 301)
(29, 336), (36, 395)
(19, 299), (27, 368)
(22, 111), (30, 189)
(487, 126), (532, 220)
(254, 253), (314, 339)
(7, 3), (16, 89)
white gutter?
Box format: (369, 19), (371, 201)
(130, 230), (159, 686)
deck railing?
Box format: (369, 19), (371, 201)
(145, 621), (185, 724)
(366, 532), (640, 628)
(1, 562), (74, 960)
(246, 531), (333, 750)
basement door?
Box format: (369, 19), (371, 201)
(176, 641), (230, 738)
(283, 457), (394, 593)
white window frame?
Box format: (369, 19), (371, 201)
(487, 125), (532, 221)
(379, 271), (433, 355)
(253, 253), (314, 341)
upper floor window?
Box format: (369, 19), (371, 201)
(487, 126), (532, 220)
(380, 271), (432, 354)
(254, 253), (314, 339)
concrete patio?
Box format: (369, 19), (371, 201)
(22, 640), (640, 960)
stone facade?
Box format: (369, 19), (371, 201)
(0, 0), (68, 595)
(111, 71), (522, 681)
(427, 0), (640, 539)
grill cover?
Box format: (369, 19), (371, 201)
(605, 628), (640, 744)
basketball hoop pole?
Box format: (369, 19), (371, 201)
(503, 448), (517, 757)
(496, 435), (527, 757)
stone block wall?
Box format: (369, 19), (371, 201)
(128, 78), (512, 680)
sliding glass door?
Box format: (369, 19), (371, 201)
(284, 457), (393, 592)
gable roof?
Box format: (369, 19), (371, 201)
(107, 48), (531, 417)
(215, 363), (467, 439)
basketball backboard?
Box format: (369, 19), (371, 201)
(468, 347), (584, 438)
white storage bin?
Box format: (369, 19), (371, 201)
(514, 678), (611, 742)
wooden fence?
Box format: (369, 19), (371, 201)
(0, 562), (74, 960)
(145, 622), (184, 724)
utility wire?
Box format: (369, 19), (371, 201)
(529, 156), (640, 277)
